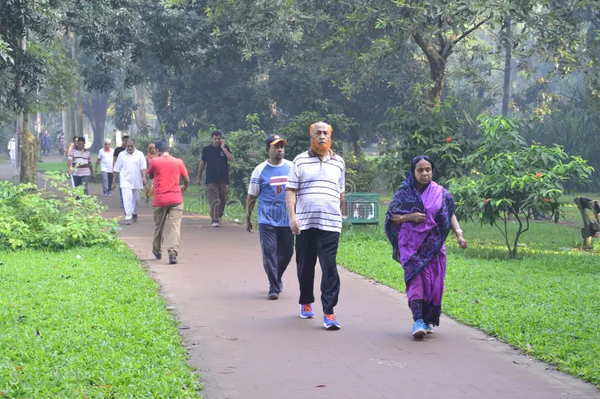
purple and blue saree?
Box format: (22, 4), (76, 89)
(385, 164), (454, 326)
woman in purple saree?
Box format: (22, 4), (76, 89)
(385, 155), (467, 338)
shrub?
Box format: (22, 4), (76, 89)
(0, 174), (117, 250)
(226, 114), (270, 204)
(449, 116), (594, 258)
(344, 154), (379, 193)
(380, 98), (485, 190)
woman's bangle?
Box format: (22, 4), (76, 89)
(455, 229), (463, 236)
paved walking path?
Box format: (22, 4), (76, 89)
(5, 158), (600, 398)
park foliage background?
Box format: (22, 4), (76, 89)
(1, 0), (600, 395)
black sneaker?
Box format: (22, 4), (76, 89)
(169, 255), (177, 264)
(132, 214), (138, 222)
(267, 292), (279, 300)
(152, 250), (162, 260)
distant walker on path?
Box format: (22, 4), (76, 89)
(286, 121), (345, 331)
(148, 140), (189, 265)
(67, 136), (94, 195)
(246, 135), (294, 300)
(196, 131), (234, 227)
(95, 138), (114, 197)
(112, 139), (147, 225)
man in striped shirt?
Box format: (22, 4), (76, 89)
(286, 121), (345, 330)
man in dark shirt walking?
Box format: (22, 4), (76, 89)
(196, 131), (234, 227)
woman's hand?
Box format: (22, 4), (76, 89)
(391, 212), (426, 224)
(457, 233), (468, 249)
(412, 212), (426, 224)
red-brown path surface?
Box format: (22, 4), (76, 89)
(5, 157), (600, 399)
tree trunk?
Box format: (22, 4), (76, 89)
(502, 14), (512, 117)
(84, 91), (111, 153)
(430, 59), (446, 107)
(413, 32), (447, 107)
(71, 29), (84, 139)
(20, 112), (39, 184)
(134, 85), (148, 134)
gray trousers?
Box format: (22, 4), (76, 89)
(101, 171), (113, 195)
(259, 224), (294, 294)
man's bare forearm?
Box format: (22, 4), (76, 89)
(286, 189), (297, 220)
(246, 194), (257, 219)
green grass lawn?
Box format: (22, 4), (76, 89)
(0, 244), (201, 397)
(38, 161), (67, 174)
(339, 195), (600, 385)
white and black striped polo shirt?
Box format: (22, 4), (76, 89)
(287, 150), (345, 233)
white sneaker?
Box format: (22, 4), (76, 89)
(211, 222), (220, 227)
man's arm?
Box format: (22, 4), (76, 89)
(111, 171), (120, 191)
(141, 168), (147, 185)
(88, 156), (94, 178)
(222, 145), (234, 161)
(181, 174), (190, 194)
(111, 157), (122, 191)
(196, 160), (205, 185)
(67, 159), (72, 174)
(246, 194), (257, 232)
(95, 154), (101, 173)
(286, 189), (301, 235)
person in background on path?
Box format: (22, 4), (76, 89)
(112, 139), (147, 225)
(8, 138), (16, 169)
(246, 135), (294, 300)
(113, 135), (129, 209)
(67, 136), (94, 195)
(385, 155), (468, 339)
(56, 131), (65, 157)
(148, 140), (189, 265)
(145, 143), (159, 204)
(95, 138), (114, 197)
(196, 131), (234, 227)
(41, 130), (51, 155)
(286, 122), (345, 331)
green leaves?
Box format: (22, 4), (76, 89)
(450, 115), (594, 257)
(0, 176), (117, 251)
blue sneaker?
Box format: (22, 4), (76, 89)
(425, 324), (434, 334)
(300, 304), (314, 319)
(323, 314), (340, 330)
(412, 319), (427, 338)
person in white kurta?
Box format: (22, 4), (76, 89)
(8, 138), (16, 169)
(112, 139), (147, 225)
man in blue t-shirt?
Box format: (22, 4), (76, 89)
(246, 135), (294, 300)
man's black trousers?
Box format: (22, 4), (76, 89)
(296, 228), (340, 314)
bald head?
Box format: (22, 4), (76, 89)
(310, 121), (332, 136)
(126, 138), (136, 154)
(310, 121), (333, 157)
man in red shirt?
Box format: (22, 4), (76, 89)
(147, 140), (190, 264)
